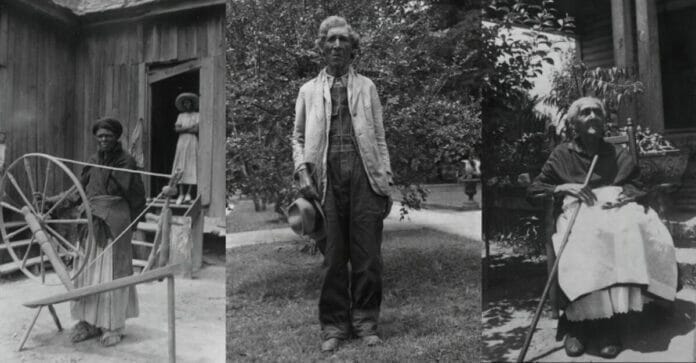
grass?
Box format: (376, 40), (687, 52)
(227, 197), (287, 233)
(226, 229), (481, 362)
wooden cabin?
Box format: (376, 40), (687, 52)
(0, 0), (226, 274)
(556, 0), (696, 211)
(0, 0), (226, 218)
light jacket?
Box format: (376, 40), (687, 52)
(292, 67), (393, 203)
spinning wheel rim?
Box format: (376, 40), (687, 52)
(0, 153), (95, 286)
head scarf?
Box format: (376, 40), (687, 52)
(92, 117), (123, 138)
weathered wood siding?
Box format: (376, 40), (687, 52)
(578, 0), (615, 68)
(74, 6), (225, 216)
(0, 5), (77, 266)
(0, 5), (77, 169)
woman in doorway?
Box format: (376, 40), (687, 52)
(172, 92), (199, 204)
(47, 118), (146, 346)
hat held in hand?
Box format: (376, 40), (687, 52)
(288, 198), (326, 241)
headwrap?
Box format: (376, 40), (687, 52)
(92, 117), (123, 138)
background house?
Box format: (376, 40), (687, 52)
(0, 0), (226, 218)
(0, 0), (226, 273)
(556, 0), (696, 211)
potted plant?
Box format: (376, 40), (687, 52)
(604, 123), (689, 186)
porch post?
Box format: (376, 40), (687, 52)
(635, 0), (665, 132)
(611, 0), (637, 124)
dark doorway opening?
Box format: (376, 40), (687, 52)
(149, 69), (199, 196)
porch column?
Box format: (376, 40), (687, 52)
(635, 0), (665, 132)
(611, 0), (637, 124)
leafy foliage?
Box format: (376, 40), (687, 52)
(481, 0), (573, 253)
(481, 0), (573, 182)
(226, 0), (483, 215)
(544, 60), (645, 139)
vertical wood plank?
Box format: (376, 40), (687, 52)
(206, 12), (218, 57)
(611, 0), (637, 125)
(209, 53), (225, 218)
(138, 62), (151, 196)
(0, 7), (8, 66)
(636, 0), (664, 132)
(177, 21), (189, 60)
(0, 8), (9, 133)
(36, 23), (48, 157)
(196, 18), (207, 58)
(197, 57), (213, 209)
(105, 65), (114, 117)
(136, 22), (144, 64)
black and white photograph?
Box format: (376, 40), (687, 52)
(0, 0), (227, 362)
(482, 0), (696, 362)
(5, 0), (696, 362)
(225, 0), (482, 361)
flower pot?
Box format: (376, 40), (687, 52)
(638, 150), (689, 186)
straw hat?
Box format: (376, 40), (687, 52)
(288, 198), (326, 241)
(175, 92), (199, 112)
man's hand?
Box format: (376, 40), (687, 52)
(554, 183), (597, 206)
(297, 167), (320, 201)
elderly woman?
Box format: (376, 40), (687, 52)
(49, 118), (145, 346)
(292, 16), (393, 352)
(527, 97), (678, 358)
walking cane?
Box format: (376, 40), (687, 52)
(516, 154), (599, 363)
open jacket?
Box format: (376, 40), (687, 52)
(292, 67), (393, 203)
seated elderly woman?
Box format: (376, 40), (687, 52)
(527, 97), (678, 358)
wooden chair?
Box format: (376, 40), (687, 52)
(542, 118), (639, 318)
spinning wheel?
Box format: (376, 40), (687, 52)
(0, 153), (95, 288)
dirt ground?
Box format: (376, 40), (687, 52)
(0, 247), (225, 363)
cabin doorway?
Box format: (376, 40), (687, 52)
(149, 68), (199, 197)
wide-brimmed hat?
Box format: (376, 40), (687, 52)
(288, 198), (326, 241)
(175, 92), (199, 112)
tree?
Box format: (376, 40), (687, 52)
(226, 0), (484, 217)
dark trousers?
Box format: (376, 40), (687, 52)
(319, 149), (386, 340)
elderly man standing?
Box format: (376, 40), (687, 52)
(292, 16), (394, 352)
(528, 97), (678, 358)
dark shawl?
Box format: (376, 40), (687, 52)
(527, 139), (643, 201)
(80, 142), (146, 222)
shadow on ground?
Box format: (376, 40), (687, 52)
(483, 253), (696, 362)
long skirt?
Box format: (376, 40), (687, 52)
(172, 134), (197, 185)
(70, 218), (138, 331)
(553, 186), (677, 321)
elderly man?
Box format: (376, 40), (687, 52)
(528, 97), (678, 358)
(292, 16), (393, 352)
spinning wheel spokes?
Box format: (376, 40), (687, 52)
(0, 154), (95, 287)
(42, 185), (77, 219)
(23, 158), (38, 211)
(1, 201), (23, 215)
(6, 172), (38, 215)
(6, 224), (30, 240)
(40, 160), (52, 213)
(44, 224), (85, 259)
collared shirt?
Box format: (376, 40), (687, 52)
(527, 139), (642, 200)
